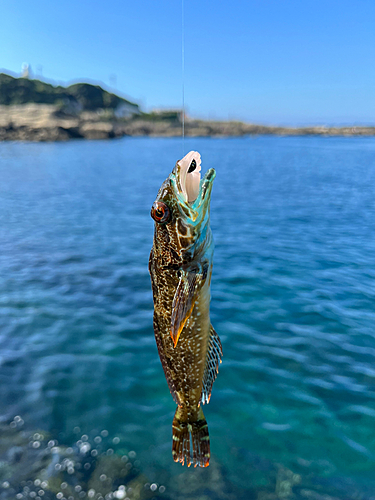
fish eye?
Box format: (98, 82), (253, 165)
(188, 159), (196, 173)
(151, 201), (171, 224)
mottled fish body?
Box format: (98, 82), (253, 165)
(149, 151), (222, 467)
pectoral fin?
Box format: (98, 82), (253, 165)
(171, 270), (203, 347)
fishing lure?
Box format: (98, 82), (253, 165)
(149, 151), (222, 467)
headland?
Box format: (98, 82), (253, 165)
(1, 73), (374, 141)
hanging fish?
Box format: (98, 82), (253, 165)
(149, 150), (222, 467)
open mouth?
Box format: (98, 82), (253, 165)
(171, 151), (216, 218)
(177, 151), (202, 203)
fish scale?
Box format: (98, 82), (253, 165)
(149, 151), (222, 467)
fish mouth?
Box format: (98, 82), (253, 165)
(171, 151), (216, 220)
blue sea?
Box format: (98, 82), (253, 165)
(1, 136), (375, 498)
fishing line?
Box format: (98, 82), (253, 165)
(181, 0), (185, 155)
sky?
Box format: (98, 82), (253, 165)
(1, 0), (375, 125)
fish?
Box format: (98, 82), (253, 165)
(149, 150), (222, 468)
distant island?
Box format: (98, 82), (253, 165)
(1, 72), (375, 141)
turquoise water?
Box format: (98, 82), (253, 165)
(1, 136), (375, 497)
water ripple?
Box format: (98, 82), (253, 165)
(1, 137), (375, 493)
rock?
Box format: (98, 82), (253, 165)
(166, 458), (247, 500)
(1, 102), (375, 141)
(79, 122), (114, 140)
(275, 466), (301, 499)
(87, 455), (132, 495)
(298, 490), (341, 500)
(5, 446), (23, 465)
(0, 422), (164, 500)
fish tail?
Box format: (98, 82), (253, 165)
(172, 406), (210, 467)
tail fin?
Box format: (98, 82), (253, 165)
(172, 406), (210, 467)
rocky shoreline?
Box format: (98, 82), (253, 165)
(1, 104), (375, 142)
(1, 417), (375, 500)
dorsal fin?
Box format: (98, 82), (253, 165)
(200, 325), (223, 405)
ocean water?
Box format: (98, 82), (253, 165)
(1, 136), (375, 497)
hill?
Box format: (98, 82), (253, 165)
(1, 73), (375, 141)
(0, 73), (140, 114)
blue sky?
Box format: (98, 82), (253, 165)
(1, 0), (375, 125)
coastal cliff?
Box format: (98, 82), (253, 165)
(1, 73), (374, 141)
(1, 103), (375, 141)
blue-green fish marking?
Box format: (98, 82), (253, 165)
(149, 151), (222, 467)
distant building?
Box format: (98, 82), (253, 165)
(21, 63), (32, 79)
